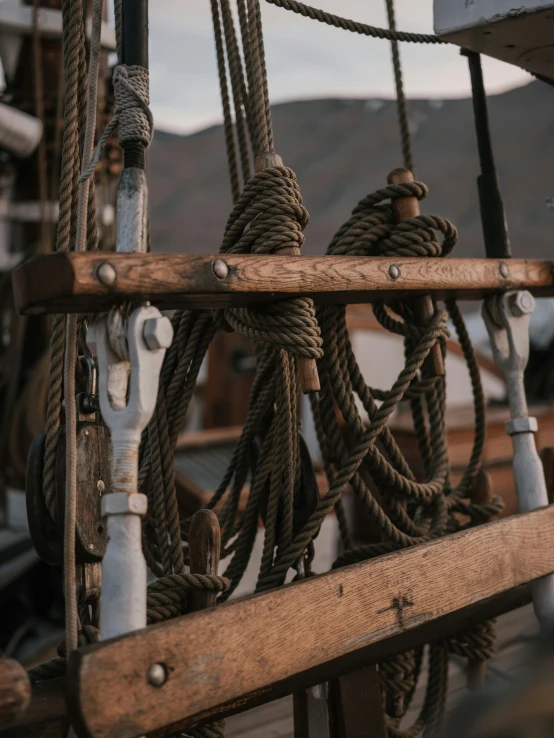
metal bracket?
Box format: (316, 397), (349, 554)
(87, 305), (173, 639)
(483, 290), (554, 625)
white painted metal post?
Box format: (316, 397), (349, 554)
(483, 291), (554, 625)
(88, 305), (173, 639)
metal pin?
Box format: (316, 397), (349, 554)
(97, 262), (118, 286)
(97, 480), (105, 494)
(147, 663), (167, 687)
(213, 259), (229, 279)
(499, 262), (509, 279)
(389, 264), (401, 280)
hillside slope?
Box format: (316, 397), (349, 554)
(148, 81), (554, 259)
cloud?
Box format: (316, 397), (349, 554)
(147, 0), (531, 133)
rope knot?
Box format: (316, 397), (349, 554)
(214, 165), (323, 359)
(113, 64), (154, 149)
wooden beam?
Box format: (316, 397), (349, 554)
(12, 253), (554, 314)
(67, 507), (554, 738)
(1, 583), (532, 738)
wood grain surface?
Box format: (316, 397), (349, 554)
(12, 253), (554, 314)
(67, 506), (554, 738)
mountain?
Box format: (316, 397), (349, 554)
(148, 81), (554, 259)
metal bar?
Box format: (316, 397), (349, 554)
(462, 49), (511, 259)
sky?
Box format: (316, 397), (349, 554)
(147, 0), (531, 134)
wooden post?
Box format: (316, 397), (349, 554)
(387, 168), (445, 377)
(188, 509), (221, 611)
(254, 152), (320, 393)
(0, 658), (31, 726)
(329, 666), (387, 738)
(467, 468), (493, 689)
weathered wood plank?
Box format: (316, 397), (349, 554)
(12, 253), (554, 314)
(67, 507), (554, 738)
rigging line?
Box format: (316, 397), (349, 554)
(263, 0), (446, 45)
(32, 0), (51, 253)
(385, 0), (414, 173)
(63, 0), (104, 655)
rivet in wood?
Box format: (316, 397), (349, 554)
(97, 262), (117, 286)
(147, 663), (167, 687)
(97, 480), (105, 495)
(213, 259), (229, 279)
(499, 262), (509, 279)
(389, 264), (401, 280)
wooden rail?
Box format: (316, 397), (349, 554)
(64, 506), (554, 738)
(12, 253), (554, 314)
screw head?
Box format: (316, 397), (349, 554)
(389, 264), (401, 280)
(499, 262), (509, 279)
(147, 663), (167, 687)
(509, 290), (535, 317)
(97, 262), (117, 286)
(213, 259), (229, 279)
(143, 316), (174, 351)
(97, 480), (105, 494)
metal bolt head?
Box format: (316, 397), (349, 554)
(499, 262), (509, 279)
(143, 316), (174, 351)
(389, 264), (401, 280)
(213, 259), (229, 279)
(97, 262), (117, 286)
(508, 290), (535, 317)
(147, 663), (167, 688)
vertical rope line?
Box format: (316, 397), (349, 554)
(385, 0), (413, 172)
(32, 0), (50, 253)
(220, 0), (253, 185)
(210, 0), (241, 202)
(244, 0), (270, 154)
(64, 0), (104, 655)
(43, 0), (86, 520)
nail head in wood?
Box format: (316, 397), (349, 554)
(189, 509), (221, 612)
(499, 262), (510, 279)
(389, 264), (401, 280)
(97, 262), (117, 286)
(147, 663), (167, 688)
(213, 259), (229, 280)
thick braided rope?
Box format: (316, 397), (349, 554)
(216, 166), (322, 359)
(264, 0), (446, 44)
(42, 0), (88, 520)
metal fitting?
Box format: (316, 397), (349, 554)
(147, 663), (167, 687)
(213, 259), (229, 279)
(505, 416), (538, 436)
(389, 264), (401, 280)
(499, 262), (509, 279)
(101, 492), (147, 517)
(143, 316), (174, 351)
(97, 262), (117, 286)
(508, 290), (535, 317)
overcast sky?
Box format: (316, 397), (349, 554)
(148, 0), (531, 134)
